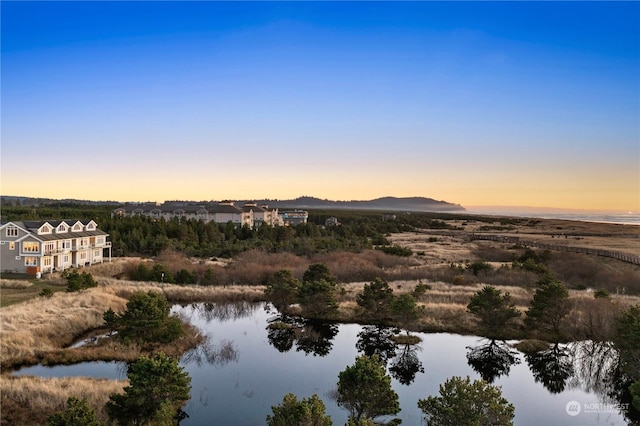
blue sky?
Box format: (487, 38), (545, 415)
(2, 1), (638, 211)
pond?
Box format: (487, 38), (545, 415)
(14, 302), (630, 425)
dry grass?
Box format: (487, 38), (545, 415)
(339, 278), (640, 339)
(100, 278), (267, 304)
(0, 375), (126, 425)
(0, 287), (127, 368)
(0, 279), (33, 289)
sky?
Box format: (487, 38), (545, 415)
(1, 1), (639, 212)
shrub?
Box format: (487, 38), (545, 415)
(375, 245), (413, 257)
(466, 260), (493, 276)
(39, 288), (54, 298)
(65, 271), (97, 292)
(267, 393), (332, 426)
(594, 289), (610, 299)
(174, 268), (197, 284)
(46, 396), (104, 426)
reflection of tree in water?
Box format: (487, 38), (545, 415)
(266, 314), (338, 357)
(390, 343), (424, 385)
(355, 325), (398, 364)
(568, 340), (618, 396)
(296, 320), (338, 357)
(466, 339), (520, 383)
(606, 362), (640, 424)
(182, 335), (238, 367)
(193, 301), (262, 323)
(569, 340), (640, 424)
(525, 343), (573, 393)
(267, 316), (298, 353)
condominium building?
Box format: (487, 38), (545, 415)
(0, 220), (111, 275)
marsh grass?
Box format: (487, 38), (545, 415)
(1, 287), (127, 368)
(392, 334), (422, 345)
(0, 375), (126, 425)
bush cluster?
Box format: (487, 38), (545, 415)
(64, 270), (98, 292)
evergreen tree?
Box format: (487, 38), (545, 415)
(525, 281), (571, 339)
(303, 263), (336, 285)
(467, 286), (520, 338)
(336, 355), (400, 423)
(266, 393), (332, 426)
(356, 278), (394, 321)
(299, 279), (338, 319)
(390, 293), (419, 330)
(265, 270), (301, 313)
(46, 397), (103, 426)
(106, 353), (191, 426)
(418, 376), (515, 426)
(106, 291), (183, 344)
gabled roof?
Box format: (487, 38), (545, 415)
(0, 220), (107, 240)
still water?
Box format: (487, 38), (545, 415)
(14, 302), (629, 425)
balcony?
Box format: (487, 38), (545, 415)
(44, 247), (70, 255)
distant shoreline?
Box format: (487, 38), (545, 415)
(464, 209), (640, 226)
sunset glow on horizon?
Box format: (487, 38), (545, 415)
(2, 2), (638, 212)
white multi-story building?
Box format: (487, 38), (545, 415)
(113, 202), (283, 228)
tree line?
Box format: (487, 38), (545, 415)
(0, 204), (468, 259)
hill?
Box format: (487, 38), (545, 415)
(247, 196), (465, 212)
(1, 195), (465, 213)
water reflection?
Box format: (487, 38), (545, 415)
(181, 301), (261, 323)
(568, 340), (618, 396)
(181, 335), (238, 367)
(525, 342), (573, 393)
(356, 325), (398, 363)
(389, 343), (424, 385)
(11, 304), (631, 426)
(466, 339), (520, 383)
(266, 314), (338, 357)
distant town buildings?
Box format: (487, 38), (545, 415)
(112, 202), (310, 228)
(0, 220), (111, 275)
(325, 216), (340, 227)
(279, 210), (309, 226)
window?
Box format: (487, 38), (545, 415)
(80, 252), (87, 260)
(62, 240), (71, 250)
(24, 257), (37, 266)
(73, 223), (82, 231)
(96, 237), (104, 244)
(6, 226), (18, 237)
(39, 225), (52, 234)
(86, 222), (96, 231)
(9, 242), (15, 250)
(23, 241), (39, 252)
(64, 255), (70, 263)
(94, 250), (101, 257)
(57, 224), (68, 233)
(44, 242), (55, 253)
(43, 257), (52, 267)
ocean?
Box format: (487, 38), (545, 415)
(464, 209), (640, 226)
